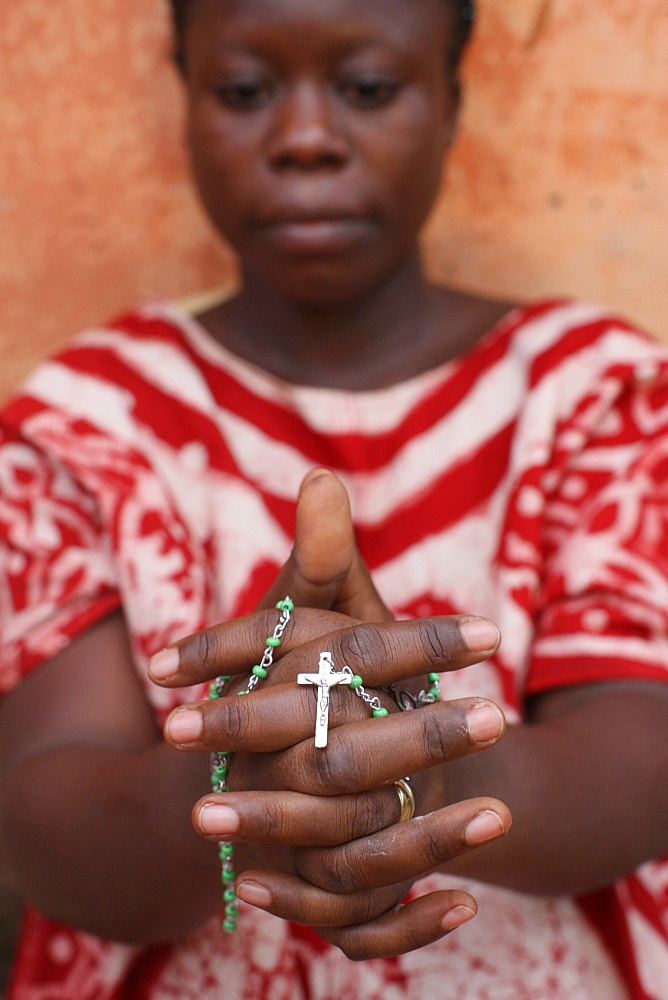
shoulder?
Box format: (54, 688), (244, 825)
(1, 299), (202, 442)
(23, 298), (199, 390)
(497, 300), (668, 423)
(4, 299), (194, 397)
(0, 300), (209, 496)
(500, 298), (668, 371)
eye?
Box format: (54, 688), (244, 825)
(337, 77), (400, 108)
(215, 78), (275, 110)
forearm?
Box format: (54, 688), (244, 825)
(2, 741), (220, 944)
(437, 685), (668, 895)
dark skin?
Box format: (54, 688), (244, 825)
(1, 0), (518, 953)
(0, 475), (511, 951)
(2, 0), (668, 966)
(167, 0), (668, 943)
(155, 471), (668, 948)
(183, 0), (511, 387)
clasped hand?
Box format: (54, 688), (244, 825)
(149, 470), (511, 959)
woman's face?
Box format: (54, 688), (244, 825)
(181, 0), (459, 305)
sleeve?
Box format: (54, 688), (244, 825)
(526, 368), (668, 695)
(0, 419), (121, 695)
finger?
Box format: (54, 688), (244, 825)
(319, 890), (478, 960)
(235, 869), (410, 928)
(150, 611), (499, 692)
(164, 689), (504, 778)
(235, 874), (477, 958)
(193, 786), (403, 845)
(196, 791), (510, 889)
(163, 678), (371, 752)
(234, 698), (504, 793)
(260, 467), (393, 623)
(148, 606), (353, 688)
(294, 799), (511, 894)
(325, 616), (500, 689)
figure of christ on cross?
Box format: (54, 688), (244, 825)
(297, 652), (350, 748)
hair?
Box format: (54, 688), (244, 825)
(168, 1), (476, 73)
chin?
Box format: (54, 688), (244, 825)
(250, 258), (400, 309)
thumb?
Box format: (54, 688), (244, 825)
(259, 467), (392, 622)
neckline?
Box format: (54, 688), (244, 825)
(155, 296), (545, 402)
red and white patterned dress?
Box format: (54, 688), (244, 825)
(1, 298), (668, 999)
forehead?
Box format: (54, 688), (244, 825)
(181, 0), (453, 62)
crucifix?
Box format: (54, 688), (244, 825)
(297, 652), (349, 748)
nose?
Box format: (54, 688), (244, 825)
(266, 83), (349, 169)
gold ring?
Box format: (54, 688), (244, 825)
(393, 777), (415, 823)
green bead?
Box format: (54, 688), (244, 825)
(221, 868), (235, 884)
(276, 598), (294, 611)
(372, 707), (389, 717)
(252, 664), (268, 678)
(266, 636), (281, 648)
(348, 674), (363, 689)
(212, 765), (228, 781)
(225, 901), (239, 917)
(208, 683), (219, 700)
(223, 918), (237, 933)
(428, 687), (441, 701)
(237, 690), (247, 696)
(224, 888), (237, 903)
(427, 672), (441, 683)
(219, 843), (234, 858)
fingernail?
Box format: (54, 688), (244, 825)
(165, 708), (202, 744)
(148, 647), (180, 681)
(198, 803), (240, 836)
(441, 905), (476, 932)
(465, 810), (505, 846)
(236, 880), (272, 909)
(459, 618), (500, 653)
(466, 702), (504, 742)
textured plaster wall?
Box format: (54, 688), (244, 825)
(0, 0), (667, 408)
(428, 1), (668, 327)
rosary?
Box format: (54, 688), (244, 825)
(208, 598), (441, 932)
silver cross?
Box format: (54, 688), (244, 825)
(297, 652), (349, 748)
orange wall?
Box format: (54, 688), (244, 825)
(1, 0), (668, 402)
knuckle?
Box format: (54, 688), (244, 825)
(417, 825), (450, 871)
(284, 743), (318, 792)
(266, 605), (295, 645)
(334, 926), (373, 962)
(418, 619), (461, 670)
(307, 737), (370, 794)
(218, 696), (251, 747)
(308, 748), (340, 792)
(318, 844), (362, 894)
(256, 608), (284, 648)
(258, 801), (288, 840)
(419, 709), (459, 764)
(187, 626), (221, 674)
(337, 623), (387, 675)
(349, 791), (394, 839)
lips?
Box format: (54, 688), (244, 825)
(254, 210), (373, 254)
